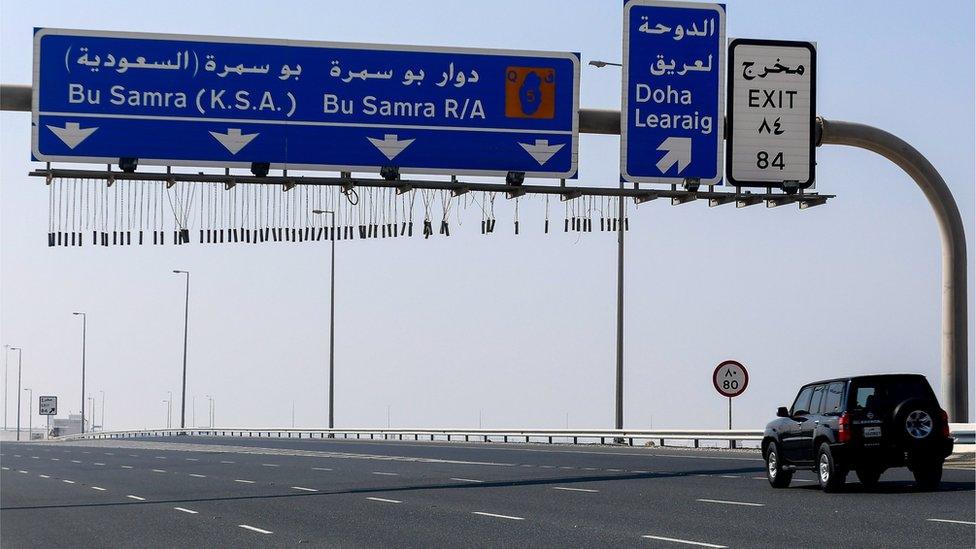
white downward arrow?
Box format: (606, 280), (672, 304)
(47, 122), (98, 149)
(209, 128), (259, 155)
(518, 139), (565, 166)
(367, 134), (415, 161)
(655, 137), (692, 174)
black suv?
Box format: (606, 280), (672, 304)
(762, 374), (953, 492)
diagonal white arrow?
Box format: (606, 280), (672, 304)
(655, 137), (692, 174)
(47, 122), (98, 149)
(367, 134), (415, 161)
(209, 128), (259, 155)
(518, 139), (565, 166)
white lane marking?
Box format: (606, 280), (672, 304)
(472, 511), (524, 521)
(234, 479), (255, 484)
(127, 495), (146, 501)
(152, 469), (167, 473)
(38, 474), (50, 478)
(82, 451), (91, 454)
(642, 534), (727, 548)
(91, 486), (107, 491)
(13, 455), (21, 457)
(366, 497), (402, 504)
(450, 478), (484, 483)
(632, 470), (650, 474)
(559, 466), (574, 470)
(174, 507), (198, 514)
(220, 460), (235, 464)
(121, 465), (134, 469)
(553, 486), (599, 493)
(312, 467), (333, 471)
(719, 475), (740, 478)
(751, 476), (767, 480)
(538, 465), (556, 469)
(291, 486), (318, 492)
(50, 458), (60, 461)
(62, 479), (75, 484)
(93, 462), (106, 466)
(793, 478), (815, 483)
(0, 467), (8, 471)
(371, 471), (399, 476)
(583, 467), (597, 471)
(261, 463), (279, 467)
(104, 452), (114, 456)
(70, 460), (82, 463)
(31, 456), (39, 459)
(188, 474), (207, 478)
(185, 458), (199, 461)
(17, 470), (29, 474)
(155, 456), (167, 459)
(606, 468), (623, 472)
(697, 498), (764, 507)
(927, 518), (976, 525)
(238, 524), (273, 534)
(520, 464), (534, 468)
(128, 454), (139, 458)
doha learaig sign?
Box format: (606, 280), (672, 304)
(32, 28), (580, 178)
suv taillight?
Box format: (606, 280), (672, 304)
(940, 409), (950, 437)
(838, 411), (851, 443)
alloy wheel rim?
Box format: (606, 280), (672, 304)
(905, 410), (933, 439)
(768, 451), (777, 479)
(819, 454), (830, 483)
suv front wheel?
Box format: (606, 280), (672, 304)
(817, 442), (847, 492)
(765, 441), (792, 488)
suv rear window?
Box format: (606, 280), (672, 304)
(848, 376), (936, 411)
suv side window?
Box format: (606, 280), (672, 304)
(809, 385), (826, 414)
(791, 386), (815, 416)
(822, 382), (845, 415)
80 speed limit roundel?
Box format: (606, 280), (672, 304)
(713, 360), (749, 398)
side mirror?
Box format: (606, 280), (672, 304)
(777, 406), (790, 418)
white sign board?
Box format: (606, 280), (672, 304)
(713, 360), (748, 397)
(39, 395), (58, 415)
(727, 39), (816, 188)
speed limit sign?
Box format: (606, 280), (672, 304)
(713, 360), (749, 398)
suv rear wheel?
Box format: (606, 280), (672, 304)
(910, 458), (943, 491)
(817, 442), (846, 492)
(765, 441), (792, 488)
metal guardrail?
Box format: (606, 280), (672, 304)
(54, 424), (976, 449)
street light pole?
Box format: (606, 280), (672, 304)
(100, 390), (105, 431)
(162, 399), (169, 428)
(24, 388), (32, 439)
(173, 270), (190, 430)
(589, 60), (626, 434)
(205, 395), (213, 428)
(166, 390), (172, 428)
(312, 210), (337, 430)
(3, 344), (9, 432)
(10, 348), (21, 440)
(72, 312), (87, 433)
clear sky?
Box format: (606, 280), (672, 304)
(1, 1), (973, 432)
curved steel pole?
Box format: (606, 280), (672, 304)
(820, 118), (969, 421)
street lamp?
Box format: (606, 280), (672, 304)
(100, 390), (105, 431)
(24, 388), (32, 439)
(72, 312), (87, 433)
(589, 60), (627, 435)
(162, 399), (170, 428)
(205, 395), (214, 428)
(87, 396), (94, 431)
(167, 390), (173, 428)
(312, 209), (337, 430)
(9, 347), (21, 440)
(172, 270), (190, 430)
(3, 344), (10, 432)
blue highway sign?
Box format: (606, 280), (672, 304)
(33, 29), (580, 178)
(621, 1), (725, 185)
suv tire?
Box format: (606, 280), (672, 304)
(910, 459), (943, 491)
(855, 467), (883, 488)
(765, 441), (792, 488)
(817, 442), (846, 492)
(893, 399), (940, 445)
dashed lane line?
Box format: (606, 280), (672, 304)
(220, 460), (235, 464)
(0, 467), (8, 471)
(70, 460), (82, 464)
(234, 479), (255, 484)
(719, 475), (740, 478)
(552, 486), (599, 493)
(93, 462), (106, 466)
(697, 498), (764, 507)
(291, 486), (318, 492)
(174, 507), (198, 514)
(238, 524), (273, 534)
(450, 478), (484, 483)
(127, 495), (146, 501)
(312, 467), (333, 471)
(50, 458), (60, 461)
(91, 486), (107, 491)
(366, 497), (402, 504)
(188, 474), (207, 478)
(152, 469), (167, 473)
(927, 518), (976, 525)
(121, 465), (134, 469)
(62, 480), (75, 484)
(261, 463), (279, 467)
(472, 511), (524, 521)
(17, 470), (28, 474)
(371, 472), (399, 476)
(185, 458), (199, 461)
(641, 534), (727, 548)
(38, 474), (50, 478)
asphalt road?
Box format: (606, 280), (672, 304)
(2, 436), (973, 548)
